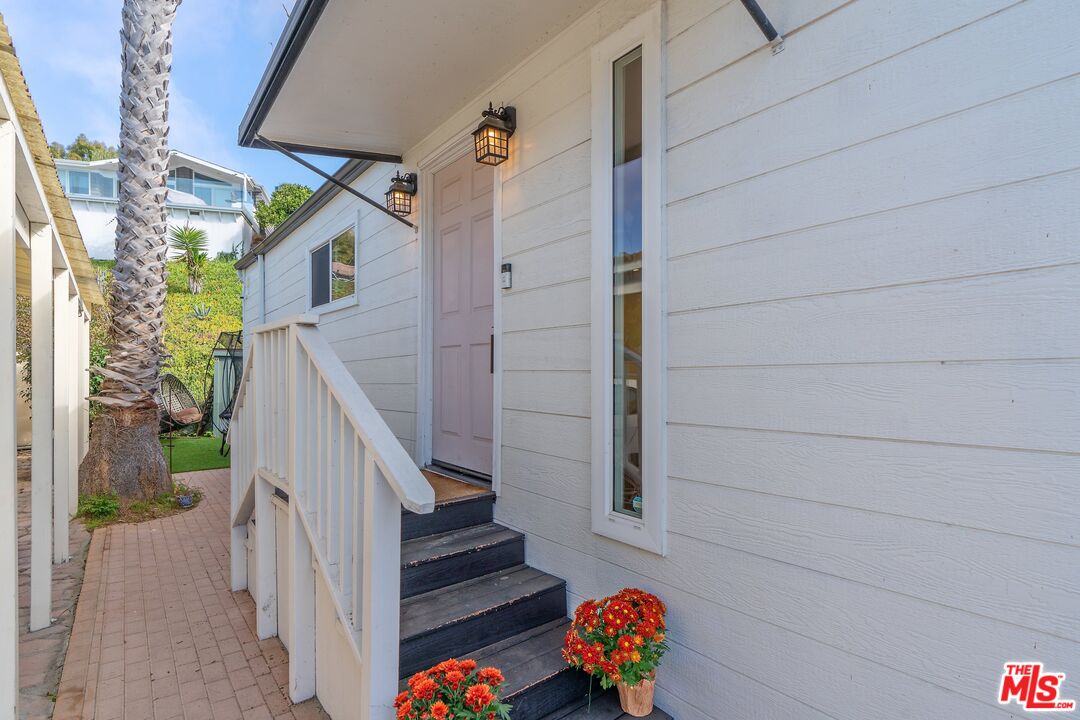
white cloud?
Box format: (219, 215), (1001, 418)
(168, 86), (243, 169)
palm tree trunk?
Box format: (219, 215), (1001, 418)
(80, 0), (182, 500)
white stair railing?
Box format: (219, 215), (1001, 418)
(228, 315), (435, 719)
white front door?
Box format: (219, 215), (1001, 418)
(432, 153), (494, 476)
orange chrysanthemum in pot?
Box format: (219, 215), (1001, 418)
(395, 658), (512, 720)
(562, 588), (669, 717)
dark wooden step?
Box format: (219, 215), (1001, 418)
(399, 565), (566, 678)
(402, 492), (495, 541)
(535, 690), (623, 720)
(464, 619), (594, 720)
(536, 689), (673, 720)
(401, 523), (524, 598)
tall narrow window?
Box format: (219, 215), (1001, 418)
(612, 46), (643, 518)
(591, 5), (665, 554)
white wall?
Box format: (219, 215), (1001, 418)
(242, 165), (419, 456)
(242, 2), (1080, 719)
(431, 1), (1080, 720)
(72, 199), (252, 260)
(314, 568), (364, 719)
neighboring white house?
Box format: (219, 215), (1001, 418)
(55, 150), (265, 259)
(230, 2), (1080, 720)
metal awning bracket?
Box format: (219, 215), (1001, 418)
(739, 0), (785, 54)
(255, 134), (415, 228)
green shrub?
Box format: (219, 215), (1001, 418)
(79, 492), (120, 521)
(90, 258), (242, 409)
(255, 183), (312, 230)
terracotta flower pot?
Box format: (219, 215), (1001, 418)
(616, 675), (655, 717)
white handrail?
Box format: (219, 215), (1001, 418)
(294, 325), (434, 514)
(228, 319), (434, 715)
(230, 314), (316, 426)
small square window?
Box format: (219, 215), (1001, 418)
(310, 228), (356, 309)
(67, 170), (90, 195)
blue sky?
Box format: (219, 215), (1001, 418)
(2, 0), (340, 194)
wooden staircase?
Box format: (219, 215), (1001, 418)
(231, 320), (669, 720)
(399, 488), (671, 720)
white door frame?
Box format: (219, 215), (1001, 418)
(416, 134), (503, 493)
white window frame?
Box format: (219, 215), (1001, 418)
(306, 222), (359, 315)
(590, 4), (667, 555)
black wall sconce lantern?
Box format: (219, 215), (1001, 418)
(473, 103), (516, 166)
(385, 172), (417, 216)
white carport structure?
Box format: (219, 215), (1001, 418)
(0, 13), (105, 718)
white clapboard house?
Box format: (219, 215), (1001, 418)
(228, 2), (1080, 719)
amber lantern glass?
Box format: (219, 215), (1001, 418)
(473, 104), (516, 166)
(384, 172), (416, 216)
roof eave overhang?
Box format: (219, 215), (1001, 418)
(248, 136), (402, 164)
(240, 0), (605, 164)
(238, 0), (329, 149)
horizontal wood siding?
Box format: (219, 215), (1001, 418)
(484, 1), (1080, 719)
(242, 1), (1078, 717)
(243, 163), (419, 452)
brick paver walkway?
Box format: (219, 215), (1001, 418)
(53, 468), (328, 720)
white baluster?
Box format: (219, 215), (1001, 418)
(352, 439), (364, 631)
(314, 376), (322, 541)
(339, 408), (351, 596)
(288, 327), (315, 702)
(360, 458), (402, 720)
(327, 396), (340, 569)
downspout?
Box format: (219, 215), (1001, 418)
(258, 254), (267, 324)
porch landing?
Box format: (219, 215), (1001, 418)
(53, 468), (329, 720)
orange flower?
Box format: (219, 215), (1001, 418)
(465, 684), (496, 712)
(477, 667), (504, 686)
(630, 650), (642, 663)
(444, 670), (466, 688)
(459, 659), (477, 673)
(413, 677), (438, 701)
(408, 672), (430, 688)
(434, 659), (460, 675)
(396, 700), (413, 720)
(395, 692), (410, 708)
(430, 701), (450, 720)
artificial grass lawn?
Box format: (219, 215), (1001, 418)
(160, 435), (230, 473)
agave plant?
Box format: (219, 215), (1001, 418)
(169, 224), (209, 294)
(191, 303), (211, 320)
